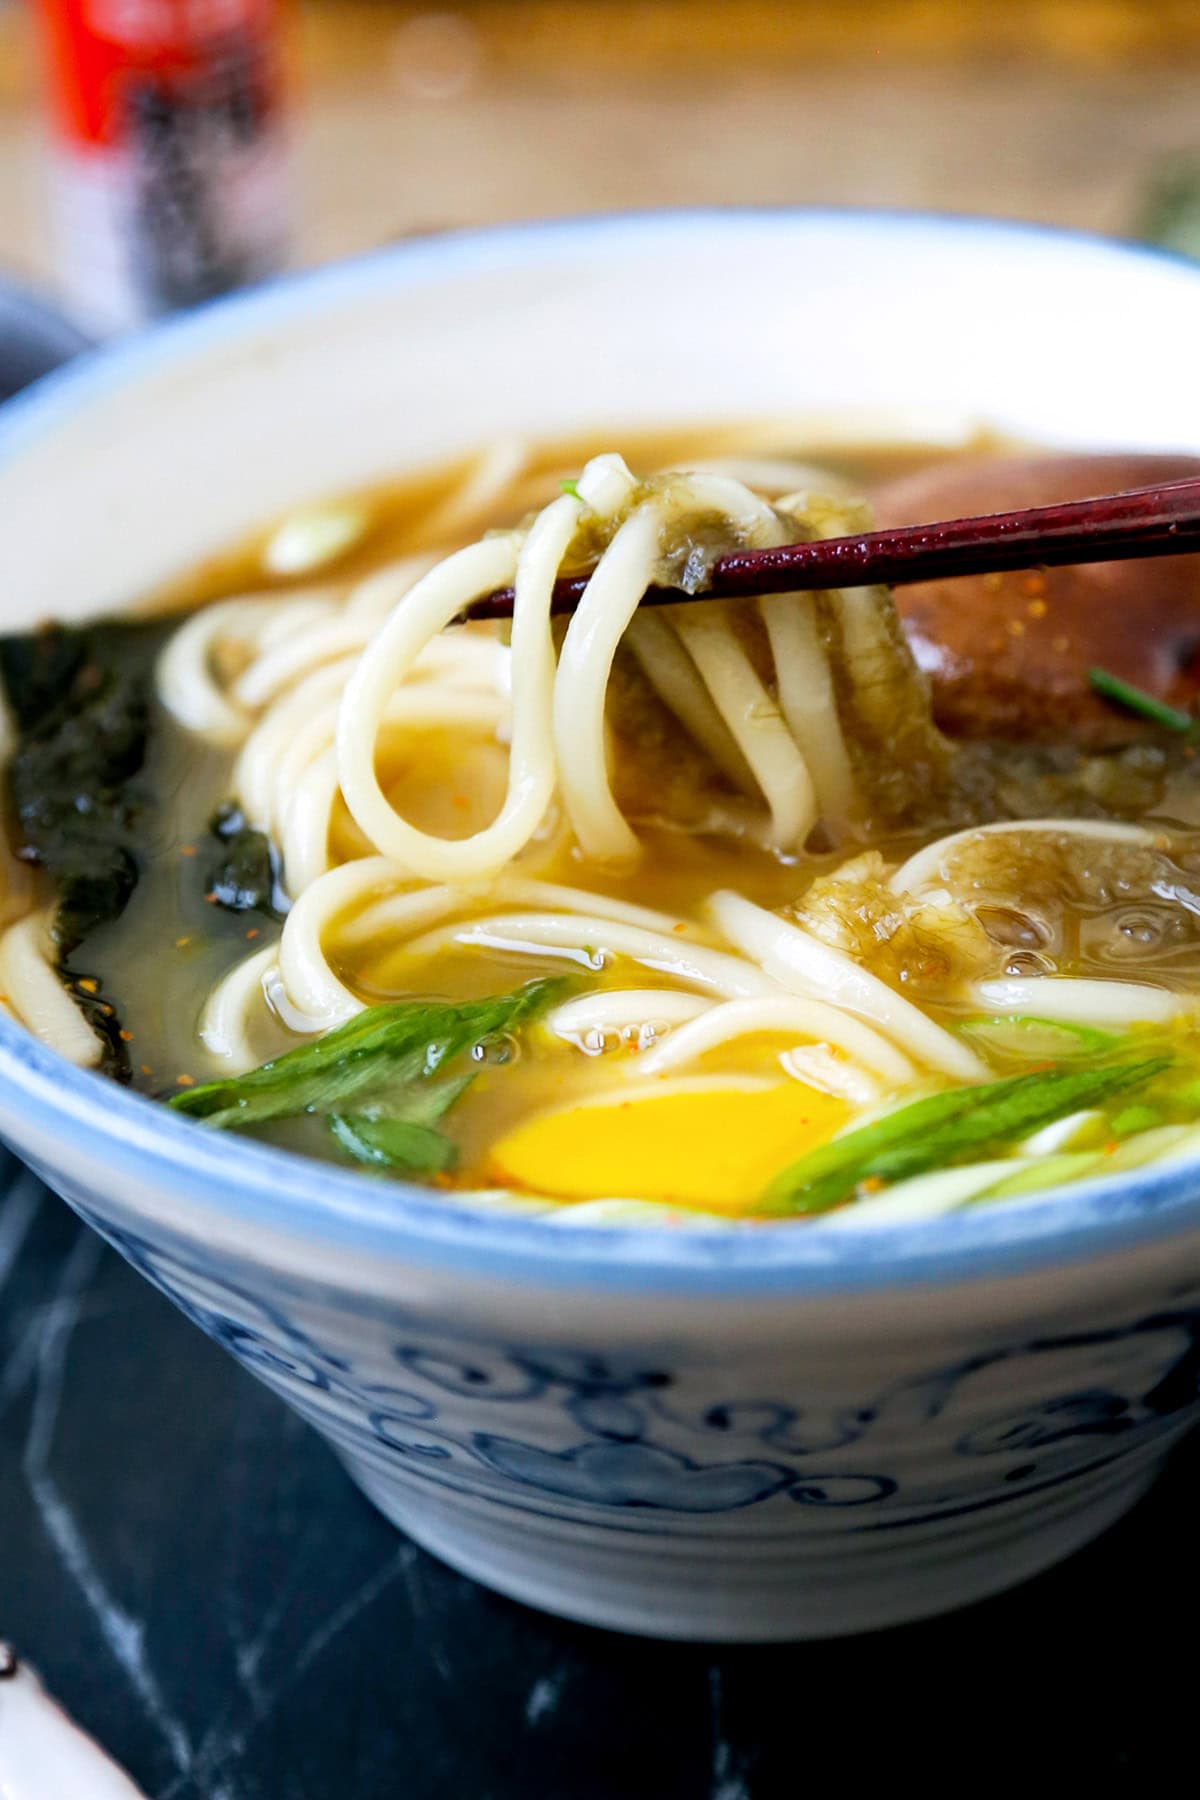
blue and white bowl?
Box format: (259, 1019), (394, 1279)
(2, 211), (1200, 1640)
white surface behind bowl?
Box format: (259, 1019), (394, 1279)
(1, 210), (1200, 1640)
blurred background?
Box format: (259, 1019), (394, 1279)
(0, 0), (1198, 334)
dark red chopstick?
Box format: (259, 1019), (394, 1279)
(462, 475), (1200, 620)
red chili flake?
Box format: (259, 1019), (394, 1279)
(175, 1073), (196, 1088)
(204, 891), (218, 904)
(179, 845), (197, 858)
(119, 1029), (134, 1043)
(861, 1177), (884, 1193)
(1022, 574), (1045, 598)
(175, 936), (191, 949)
(672, 922), (688, 933)
(141, 1064), (153, 1077)
(451, 795), (469, 810)
(246, 927), (260, 940)
(76, 977), (99, 994)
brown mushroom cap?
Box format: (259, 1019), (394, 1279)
(872, 453), (1200, 747)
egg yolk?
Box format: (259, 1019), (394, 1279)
(487, 1079), (849, 1213)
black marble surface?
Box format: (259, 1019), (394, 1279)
(0, 1150), (1195, 1798)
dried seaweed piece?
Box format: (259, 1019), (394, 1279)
(0, 622), (162, 1075)
(206, 802), (287, 920)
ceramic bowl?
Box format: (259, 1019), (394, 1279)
(2, 211), (1200, 1641)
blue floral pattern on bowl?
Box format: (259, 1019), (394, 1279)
(64, 1201), (1200, 1539)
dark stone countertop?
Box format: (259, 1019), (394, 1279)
(0, 1148), (1193, 1798)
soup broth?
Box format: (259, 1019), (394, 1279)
(6, 424), (1200, 1222)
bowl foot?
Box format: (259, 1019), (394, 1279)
(340, 1448), (1161, 1641)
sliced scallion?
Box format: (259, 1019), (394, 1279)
(1088, 667), (1196, 734)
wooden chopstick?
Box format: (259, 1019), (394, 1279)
(462, 475), (1200, 621)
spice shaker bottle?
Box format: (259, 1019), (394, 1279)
(33, 0), (292, 334)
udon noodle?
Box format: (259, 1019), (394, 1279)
(5, 429), (1200, 1224)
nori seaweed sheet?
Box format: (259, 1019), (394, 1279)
(0, 622), (163, 1077)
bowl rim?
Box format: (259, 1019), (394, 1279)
(4, 203), (1200, 1297)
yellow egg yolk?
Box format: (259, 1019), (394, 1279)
(487, 1078), (849, 1214)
